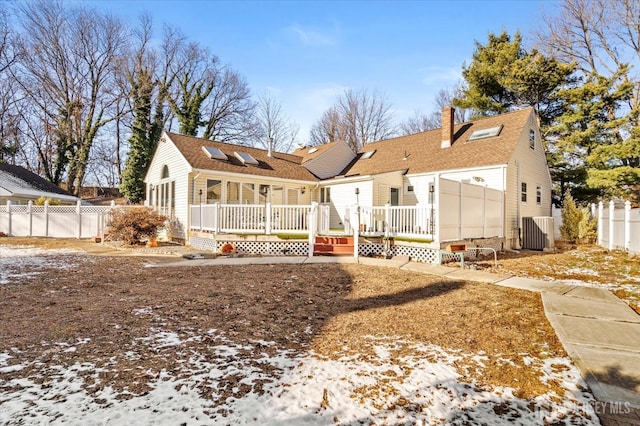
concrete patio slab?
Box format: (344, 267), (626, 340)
(543, 293), (640, 323)
(248, 256), (307, 265)
(445, 269), (508, 283)
(358, 256), (411, 269)
(546, 315), (640, 352)
(302, 256), (357, 264)
(496, 276), (573, 294)
(564, 345), (640, 408)
(401, 263), (459, 276)
(563, 286), (624, 304)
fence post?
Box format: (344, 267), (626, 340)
(434, 177), (440, 243)
(597, 201), (604, 247)
(352, 204), (359, 260)
(199, 203), (203, 232)
(6, 200), (11, 236)
(608, 200), (615, 250)
(44, 200), (49, 237)
(27, 200), (33, 237)
(308, 202), (318, 257)
(76, 200), (82, 238)
(483, 186), (487, 238)
(625, 200), (632, 252)
(265, 202), (272, 235)
(214, 202), (220, 234)
(384, 203), (391, 238)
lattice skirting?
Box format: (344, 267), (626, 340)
(189, 236), (308, 256)
(359, 243), (440, 264)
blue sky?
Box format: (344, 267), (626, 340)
(90, 0), (559, 143)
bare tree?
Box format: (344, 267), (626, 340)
(309, 88), (395, 151)
(536, 0), (640, 119)
(0, 6), (21, 162)
(13, 0), (128, 194)
(399, 85), (472, 135)
(253, 93), (299, 153)
(201, 66), (256, 144)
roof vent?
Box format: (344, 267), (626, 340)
(308, 147), (318, 154)
(202, 146), (228, 161)
(234, 151), (259, 165)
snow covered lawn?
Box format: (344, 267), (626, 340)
(0, 244), (601, 425)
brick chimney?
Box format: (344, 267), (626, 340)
(441, 106), (455, 148)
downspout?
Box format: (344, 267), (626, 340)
(515, 161), (521, 248)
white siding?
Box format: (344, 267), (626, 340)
(324, 179), (373, 229)
(145, 135), (192, 238)
(440, 166), (505, 191)
(302, 142), (356, 179)
(404, 175), (436, 205)
(504, 112), (552, 248)
(372, 171), (404, 205)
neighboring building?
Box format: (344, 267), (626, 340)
(145, 107), (551, 248)
(0, 163), (80, 205)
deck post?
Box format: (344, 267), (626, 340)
(609, 200), (615, 250)
(308, 202), (318, 257)
(353, 204), (359, 260)
(625, 200), (631, 252)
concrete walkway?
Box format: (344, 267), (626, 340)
(157, 254), (640, 425)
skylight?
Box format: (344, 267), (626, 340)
(202, 146), (228, 161)
(308, 147), (318, 154)
(468, 125), (503, 141)
(234, 151), (259, 165)
(360, 150), (376, 160)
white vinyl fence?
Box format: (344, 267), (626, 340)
(437, 178), (504, 241)
(0, 200), (116, 238)
(596, 200), (640, 255)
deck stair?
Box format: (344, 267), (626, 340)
(313, 236), (354, 256)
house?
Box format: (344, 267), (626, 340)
(145, 106), (551, 249)
(0, 163), (80, 205)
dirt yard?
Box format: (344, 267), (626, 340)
(0, 237), (601, 424)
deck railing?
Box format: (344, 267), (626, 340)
(359, 205), (434, 238)
(189, 202), (435, 239)
(189, 203), (312, 235)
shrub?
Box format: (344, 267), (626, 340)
(34, 196), (61, 205)
(559, 189), (597, 244)
(106, 207), (167, 245)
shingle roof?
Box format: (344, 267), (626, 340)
(165, 132), (319, 181)
(291, 140), (344, 164)
(340, 107), (534, 177)
(0, 163), (75, 197)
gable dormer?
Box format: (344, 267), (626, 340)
(298, 140), (356, 179)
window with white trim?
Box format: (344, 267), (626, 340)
(521, 182), (527, 203)
(529, 129), (535, 149)
(536, 185), (542, 205)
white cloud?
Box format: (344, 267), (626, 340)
(288, 21), (339, 47)
(420, 66), (462, 86)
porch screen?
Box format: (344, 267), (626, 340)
(227, 181), (240, 204)
(206, 179), (221, 203)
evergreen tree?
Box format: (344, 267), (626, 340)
(549, 65), (637, 202)
(559, 189), (597, 244)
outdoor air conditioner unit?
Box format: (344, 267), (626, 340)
(522, 217), (555, 251)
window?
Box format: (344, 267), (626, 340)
(206, 179), (221, 204)
(521, 182), (527, 203)
(468, 125), (503, 141)
(242, 183), (255, 204)
(259, 184), (269, 203)
(360, 150), (376, 159)
(161, 165), (169, 179)
(405, 184), (414, 195)
(529, 129), (535, 149)
(227, 181), (240, 204)
(321, 187), (331, 203)
(536, 185), (542, 205)
(202, 146), (228, 160)
(234, 151), (259, 165)
(390, 188), (400, 206)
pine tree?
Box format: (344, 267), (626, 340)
(559, 189), (597, 244)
